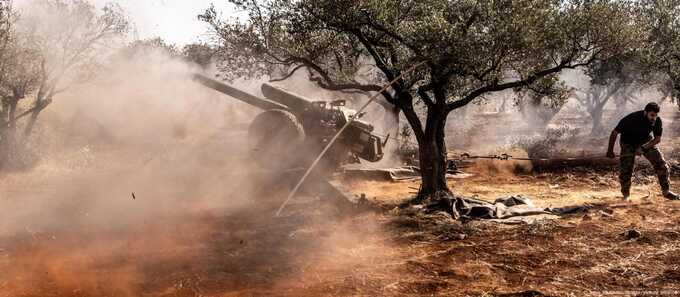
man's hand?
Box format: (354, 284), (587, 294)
(642, 136), (661, 151)
(607, 130), (619, 159)
(606, 150), (616, 159)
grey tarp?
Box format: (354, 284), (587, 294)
(424, 195), (560, 223)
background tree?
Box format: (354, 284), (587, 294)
(0, 0), (13, 111)
(118, 37), (180, 58)
(0, 0), (11, 70)
(15, 0), (128, 139)
(0, 0), (15, 165)
(181, 42), (216, 69)
(118, 39), (216, 70)
(0, 23), (42, 165)
(572, 58), (645, 136)
(0, 0), (15, 112)
(0, 0), (128, 169)
(517, 84), (570, 130)
(202, 0), (639, 199)
(637, 0), (680, 108)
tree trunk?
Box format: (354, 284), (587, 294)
(8, 98), (16, 140)
(590, 105), (604, 136)
(23, 107), (40, 138)
(0, 102), (8, 167)
(387, 105), (401, 153)
(417, 108), (450, 200)
(0, 98), (17, 167)
(22, 92), (51, 139)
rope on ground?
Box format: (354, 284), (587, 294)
(458, 153), (636, 162)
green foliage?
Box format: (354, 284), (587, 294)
(181, 43), (216, 68)
(636, 0), (680, 104)
(119, 37), (180, 58)
(206, 1), (630, 99)
(0, 0), (10, 40)
(202, 0), (637, 130)
(118, 39), (216, 69)
(577, 59), (643, 130)
(0, 25), (42, 100)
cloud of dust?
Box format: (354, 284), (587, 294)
(0, 31), (396, 297)
(0, 40), (272, 294)
(466, 148), (533, 177)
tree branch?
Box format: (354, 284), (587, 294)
(417, 85), (435, 108)
(448, 54), (600, 111)
(269, 64), (305, 82)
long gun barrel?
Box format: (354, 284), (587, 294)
(261, 83), (313, 112)
(191, 74), (288, 111)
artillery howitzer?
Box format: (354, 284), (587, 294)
(192, 74), (385, 172)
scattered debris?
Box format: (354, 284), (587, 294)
(495, 290), (550, 297)
(671, 162), (680, 176)
(548, 204), (594, 215)
(599, 209), (614, 217)
(622, 229), (642, 240)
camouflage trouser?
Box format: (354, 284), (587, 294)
(619, 143), (671, 196)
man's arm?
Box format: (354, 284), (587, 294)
(642, 136), (661, 150)
(607, 129), (619, 158)
(643, 117), (663, 150)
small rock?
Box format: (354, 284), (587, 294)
(428, 211), (454, 222)
(622, 229), (642, 240)
(453, 233), (467, 240)
(599, 209), (614, 217)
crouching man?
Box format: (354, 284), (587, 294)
(606, 102), (678, 201)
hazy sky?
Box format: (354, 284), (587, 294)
(95, 0), (234, 45)
(17, 0), (234, 45)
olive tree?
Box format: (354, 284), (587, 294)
(182, 42), (216, 69)
(118, 37), (180, 58)
(0, 0), (10, 61)
(202, 0), (639, 199)
(636, 0), (680, 108)
(0, 0), (14, 111)
(0, 0), (15, 163)
(0, 0), (127, 168)
(573, 58), (646, 135)
(14, 0), (128, 139)
(0, 23), (42, 163)
(0, 0), (10, 53)
(517, 85), (570, 130)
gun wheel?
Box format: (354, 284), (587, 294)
(248, 109), (305, 170)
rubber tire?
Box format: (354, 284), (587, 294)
(248, 109), (305, 170)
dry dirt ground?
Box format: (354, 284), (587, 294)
(1, 107), (680, 297)
(2, 155), (680, 297)
(344, 170), (680, 296)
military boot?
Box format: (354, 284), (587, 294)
(663, 191), (680, 200)
(622, 190), (631, 202)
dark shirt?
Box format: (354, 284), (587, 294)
(615, 110), (662, 147)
